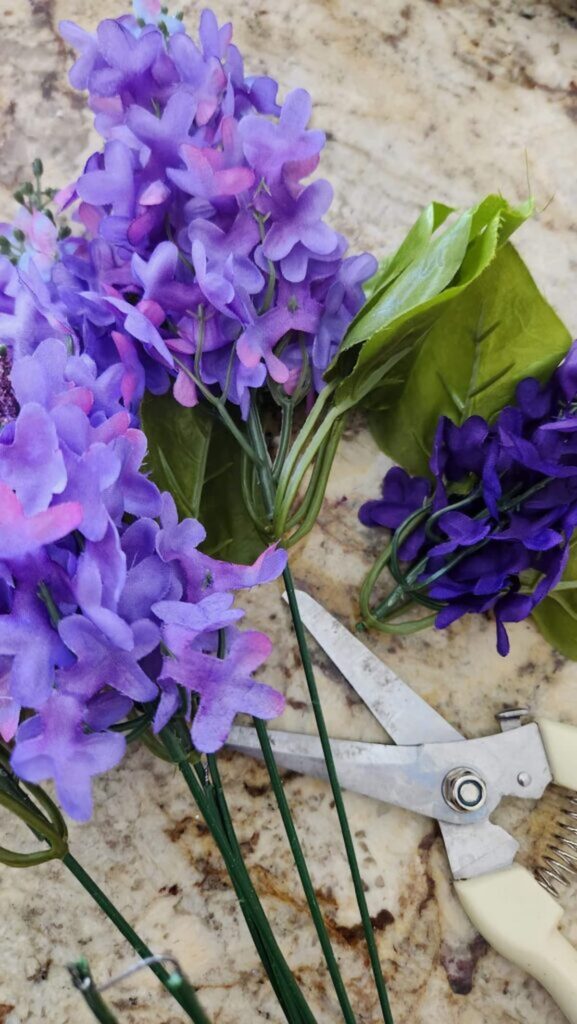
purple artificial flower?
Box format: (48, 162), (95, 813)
(160, 628), (285, 752)
(57, 614), (159, 701)
(239, 88), (324, 185)
(156, 493), (287, 601)
(11, 692), (125, 821)
(0, 590), (72, 709)
(359, 467), (431, 561)
(0, 5), (367, 822)
(0, 403), (67, 515)
(0, 483), (82, 560)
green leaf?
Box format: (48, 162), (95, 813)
(197, 416), (265, 564)
(363, 201), (453, 302)
(326, 195), (535, 413)
(141, 393), (264, 564)
(141, 390), (212, 520)
(367, 243), (571, 475)
(532, 541), (577, 660)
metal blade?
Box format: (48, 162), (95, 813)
(440, 820), (519, 880)
(286, 590), (461, 745)
(229, 723), (551, 830)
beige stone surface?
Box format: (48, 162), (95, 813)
(0, 1), (577, 1023)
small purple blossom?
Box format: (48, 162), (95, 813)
(160, 628), (285, 753)
(11, 692), (126, 821)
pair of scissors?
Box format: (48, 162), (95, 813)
(229, 590), (577, 1022)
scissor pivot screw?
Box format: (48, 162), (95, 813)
(443, 768), (487, 812)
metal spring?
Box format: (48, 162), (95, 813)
(535, 790), (577, 899)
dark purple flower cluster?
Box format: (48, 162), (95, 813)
(360, 343), (577, 655)
(50, 5), (376, 416)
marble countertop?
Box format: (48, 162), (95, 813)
(1, 1), (577, 1022)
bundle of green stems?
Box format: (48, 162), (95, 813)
(1, 390), (394, 1024)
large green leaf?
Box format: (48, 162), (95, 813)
(141, 393), (264, 564)
(368, 243), (572, 475)
(326, 195), (534, 413)
(532, 540), (577, 660)
(141, 390), (212, 520)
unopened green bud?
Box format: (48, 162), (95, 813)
(21, 181), (34, 196)
(0, 236), (11, 255)
(32, 158), (43, 178)
(12, 228), (25, 243)
(13, 190), (24, 205)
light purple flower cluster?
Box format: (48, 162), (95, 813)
(0, 293), (286, 821)
(0, 2), (377, 822)
(53, 5), (376, 415)
(360, 344), (577, 656)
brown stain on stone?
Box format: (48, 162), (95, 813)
(334, 907), (395, 945)
(0, 1007), (15, 1023)
(440, 934), (489, 995)
(27, 958), (52, 983)
(165, 815), (208, 842)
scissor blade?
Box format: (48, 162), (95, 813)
(286, 590), (461, 745)
(228, 725), (466, 823)
(441, 820), (519, 880)
(229, 723), (550, 829)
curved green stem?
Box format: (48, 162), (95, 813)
(274, 384), (338, 524)
(273, 401), (294, 482)
(63, 854), (212, 1024)
(174, 358), (259, 465)
(240, 447), (269, 536)
(284, 419), (345, 547)
(275, 404), (343, 535)
(360, 608), (438, 635)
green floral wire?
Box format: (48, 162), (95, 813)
(247, 404), (395, 1024)
(160, 723), (318, 1024)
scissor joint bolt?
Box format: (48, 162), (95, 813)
(443, 768), (487, 812)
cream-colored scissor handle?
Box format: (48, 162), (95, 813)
(536, 718), (577, 792)
(456, 864), (577, 1023)
(455, 718), (577, 1022)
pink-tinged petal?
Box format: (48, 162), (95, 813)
(174, 367), (198, 407)
(236, 328), (262, 369)
(0, 661), (20, 741)
(213, 167), (255, 196)
(237, 680), (286, 720)
(231, 631), (274, 675)
(139, 180), (171, 205)
(0, 484), (82, 559)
